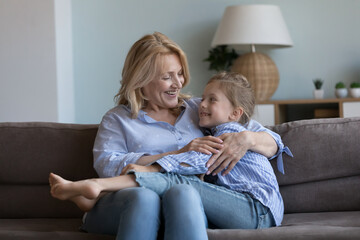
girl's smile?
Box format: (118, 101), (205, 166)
(199, 81), (239, 128)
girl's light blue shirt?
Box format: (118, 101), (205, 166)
(157, 121), (293, 226)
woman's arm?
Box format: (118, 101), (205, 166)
(119, 136), (222, 175)
(224, 130), (277, 158)
(206, 120), (279, 176)
(94, 112), (223, 177)
(94, 102), (223, 177)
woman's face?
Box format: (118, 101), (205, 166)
(199, 81), (237, 128)
(142, 54), (184, 111)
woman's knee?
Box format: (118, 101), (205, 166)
(163, 184), (202, 207)
(162, 184), (208, 239)
(116, 187), (160, 208)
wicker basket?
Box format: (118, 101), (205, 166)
(231, 52), (279, 101)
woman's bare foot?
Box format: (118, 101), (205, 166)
(49, 173), (102, 201)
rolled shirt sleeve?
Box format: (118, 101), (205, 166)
(247, 120), (293, 174)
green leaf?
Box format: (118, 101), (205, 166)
(204, 45), (239, 72)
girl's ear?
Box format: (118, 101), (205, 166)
(229, 107), (243, 121)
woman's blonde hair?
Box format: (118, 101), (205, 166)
(114, 32), (190, 118)
(208, 72), (255, 125)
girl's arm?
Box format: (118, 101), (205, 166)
(156, 151), (210, 175)
(121, 150), (211, 176)
(136, 135), (223, 166)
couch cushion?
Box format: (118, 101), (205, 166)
(207, 211), (360, 240)
(1, 213), (359, 240)
(268, 117), (360, 213)
(0, 122), (99, 184)
(0, 122), (99, 218)
(280, 175), (360, 213)
(0, 218), (115, 240)
(0, 185), (83, 218)
(268, 117), (360, 186)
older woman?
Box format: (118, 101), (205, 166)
(81, 32), (279, 240)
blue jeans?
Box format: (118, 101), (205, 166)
(81, 185), (208, 240)
(134, 172), (276, 229)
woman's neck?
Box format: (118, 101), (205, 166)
(143, 107), (179, 126)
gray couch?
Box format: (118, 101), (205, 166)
(1, 117), (360, 239)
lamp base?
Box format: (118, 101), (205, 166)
(231, 52), (279, 102)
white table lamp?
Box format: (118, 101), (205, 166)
(211, 5), (293, 101)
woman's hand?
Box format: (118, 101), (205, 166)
(120, 163), (162, 175)
(206, 131), (253, 176)
(206, 131), (277, 176)
(177, 136), (224, 155)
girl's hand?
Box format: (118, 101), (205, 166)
(177, 136), (224, 155)
(206, 131), (253, 176)
(120, 163), (162, 175)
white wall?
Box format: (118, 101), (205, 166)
(1, 0), (360, 123)
(71, 0), (360, 123)
(0, 0), (75, 123)
(54, 0), (75, 123)
(0, 0), (58, 122)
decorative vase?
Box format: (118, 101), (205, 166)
(231, 52), (279, 101)
(335, 88), (348, 98)
(349, 88), (360, 98)
(313, 89), (324, 99)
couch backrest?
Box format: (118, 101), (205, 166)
(268, 117), (360, 213)
(0, 122), (99, 218)
(1, 118), (359, 218)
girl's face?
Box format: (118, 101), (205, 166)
(199, 81), (240, 128)
(142, 54), (184, 112)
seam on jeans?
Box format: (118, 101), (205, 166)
(134, 172), (253, 203)
(185, 176), (254, 202)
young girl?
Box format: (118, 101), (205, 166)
(50, 72), (292, 229)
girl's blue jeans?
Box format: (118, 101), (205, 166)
(81, 172), (275, 239)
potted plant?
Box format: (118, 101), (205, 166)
(313, 78), (324, 99)
(204, 45), (238, 72)
(349, 82), (360, 98)
(335, 82), (348, 98)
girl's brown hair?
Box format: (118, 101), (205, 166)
(208, 72), (255, 125)
(114, 32), (190, 118)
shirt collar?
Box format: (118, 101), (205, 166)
(137, 104), (187, 124)
(211, 122), (238, 135)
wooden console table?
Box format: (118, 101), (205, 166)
(253, 98), (360, 125)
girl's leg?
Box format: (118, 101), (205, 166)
(191, 181), (275, 229)
(162, 185), (208, 240)
(82, 188), (161, 240)
(49, 173), (138, 211)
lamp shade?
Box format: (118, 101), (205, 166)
(211, 5), (293, 47)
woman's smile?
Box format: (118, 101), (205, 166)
(142, 54), (184, 111)
(164, 90), (178, 97)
